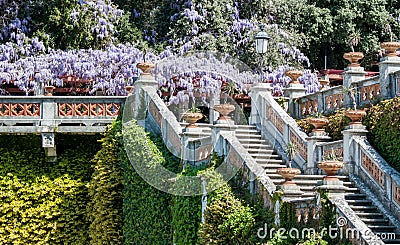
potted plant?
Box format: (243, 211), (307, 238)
(342, 86), (366, 124)
(276, 142), (301, 185)
(381, 23), (400, 57)
(44, 80), (56, 96)
(213, 81), (236, 120)
(343, 31), (364, 67)
(182, 107), (203, 128)
(308, 112), (329, 133)
(317, 149), (344, 182)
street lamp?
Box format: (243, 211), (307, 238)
(255, 25), (270, 55)
(255, 25), (270, 83)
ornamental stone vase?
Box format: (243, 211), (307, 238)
(343, 52), (364, 67)
(213, 104), (235, 120)
(276, 168), (301, 186)
(309, 118), (329, 132)
(317, 160), (344, 182)
(285, 70), (303, 84)
(319, 79), (330, 90)
(44, 86), (56, 96)
(125, 85), (134, 95)
(380, 42), (400, 57)
(345, 109), (366, 125)
(182, 112), (203, 128)
(137, 62), (155, 75)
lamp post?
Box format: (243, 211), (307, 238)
(255, 25), (270, 83)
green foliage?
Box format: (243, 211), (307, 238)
(198, 183), (256, 245)
(87, 121), (124, 244)
(0, 134), (101, 244)
(297, 109), (351, 140)
(364, 97), (400, 171)
(120, 120), (174, 244)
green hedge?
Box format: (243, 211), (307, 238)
(364, 97), (400, 171)
(87, 121), (124, 244)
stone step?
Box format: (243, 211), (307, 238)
(235, 133), (262, 139)
(346, 199), (373, 205)
(355, 212), (384, 219)
(255, 158), (284, 164)
(349, 205), (379, 211)
(369, 225), (397, 232)
(267, 174), (348, 180)
(247, 148), (275, 154)
(345, 193), (367, 200)
(237, 138), (268, 144)
(241, 143), (273, 149)
(234, 129), (260, 135)
(360, 218), (390, 225)
(251, 153), (281, 159)
(259, 164), (287, 169)
(253, 155), (281, 161)
(236, 125), (257, 129)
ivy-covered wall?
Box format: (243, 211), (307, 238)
(0, 134), (101, 244)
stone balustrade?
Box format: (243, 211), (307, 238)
(351, 137), (400, 226)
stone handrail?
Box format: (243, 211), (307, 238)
(219, 130), (276, 208)
(251, 84), (308, 171)
(350, 137), (400, 226)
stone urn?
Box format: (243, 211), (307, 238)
(137, 62), (155, 75)
(309, 118), (329, 132)
(380, 42), (400, 57)
(345, 109), (366, 124)
(319, 79), (330, 90)
(285, 70), (303, 84)
(125, 85), (134, 95)
(182, 112), (203, 128)
(317, 160), (344, 182)
(343, 52), (364, 67)
(276, 168), (301, 186)
(213, 104), (235, 120)
(44, 86), (56, 96)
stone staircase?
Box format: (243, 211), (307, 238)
(233, 124), (400, 244)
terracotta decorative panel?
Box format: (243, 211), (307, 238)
(267, 107), (284, 134)
(149, 100), (162, 127)
(361, 151), (385, 188)
(0, 103), (40, 117)
(360, 84), (380, 102)
(300, 99), (318, 116)
(394, 182), (400, 206)
(325, 93), (343, 110)
(289, 130), (307, 160)
(58, 103), (120, 117)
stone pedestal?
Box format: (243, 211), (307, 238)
(306, 133), (331, 174)
(209, 91), (220, 124)
(134, 65), (158, 125)
(284, 83), (306, 118)
(249, 83), (271, 125)
(342, 124), (368, 174)
(211, 124), (237, 156)
(181, 129), (209, 167)
(342, 67), (366, 108)
(276, 184), (304, 199)
(379, 56), (400, 99)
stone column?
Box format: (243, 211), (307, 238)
(306, 132), (331, 175)
(134, 63), (158, 126)
(379, 56), (400, 99)
(342, 123), (368, 175)
(249, 83), (271, 125)
(342, 66), (366, 108)
(209, 90), (220, 124)
(284, 83), (306, 118)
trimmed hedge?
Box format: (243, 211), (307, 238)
(87, 121), (124, 244)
